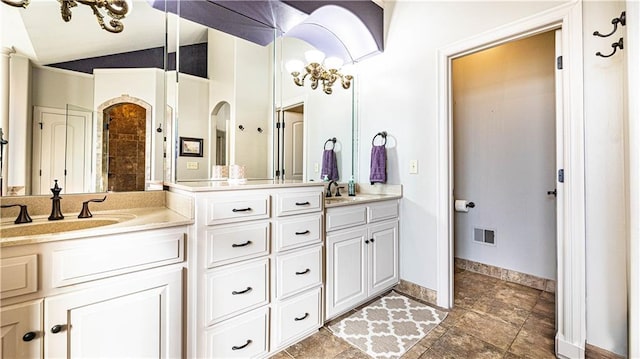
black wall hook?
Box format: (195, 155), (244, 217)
(257, 127), (263, 133)
(596, 38), (624, 58)
(593, 11), (626, 38)
(238, 125), (245, 131)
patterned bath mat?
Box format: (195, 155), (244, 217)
(328, 291), (447, 358)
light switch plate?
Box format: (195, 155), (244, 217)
(409, 160), (418, 174)
(186, 162), (199, 170)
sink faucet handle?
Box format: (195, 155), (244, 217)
(1, 204), (33, 224)
(78, 196), (107, 219)
(335, 186), (345, 197)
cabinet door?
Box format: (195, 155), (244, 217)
(1, 300), (43, 359)
(44, 268), (182, 358)
(368, 220), (399, 296)
(326, 228), (368, 320)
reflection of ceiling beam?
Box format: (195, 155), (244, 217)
(153, 0), (384, 61)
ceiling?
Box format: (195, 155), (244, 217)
(4, 0), (207, 65)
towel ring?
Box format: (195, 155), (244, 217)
(324, 137), (337, 150)
(372, 131), (387, 146)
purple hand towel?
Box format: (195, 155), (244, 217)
(369, 145), (387, 184)
(321, 149), (339, 181)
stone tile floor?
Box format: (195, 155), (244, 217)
(271, 268), (556, 358)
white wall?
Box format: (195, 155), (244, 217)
(583, 1), (627, 355)
(452, 32), (557, 280)
(176, 73), (210, 180)
(31, 66), (94, 110)
(356, 0), (627, 355)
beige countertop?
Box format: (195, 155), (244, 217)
(324, 193), (402, 208)
(1, 207), (193, 247)
(166, 180), (323, 192)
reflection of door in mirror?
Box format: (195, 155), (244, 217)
(210, 102), (230, 170)
(102, 103), (147, 192)
(32, 106), (92, 195)
(275, 104), (305, 180)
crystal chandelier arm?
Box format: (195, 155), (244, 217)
(1, 0), (29, 8)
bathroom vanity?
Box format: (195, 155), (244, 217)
(0, 196), (192, 358)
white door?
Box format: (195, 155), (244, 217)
(283, 109), (304, 180)
(368, 220), (399, 296)
(452, 32), (557, 280)
(44, 269), (182, 358)
(32, 106), (91, 195)
(326, 227), (368, 320)
(0, 300), (42, 359)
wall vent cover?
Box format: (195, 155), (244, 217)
(474, 228), (496, 245)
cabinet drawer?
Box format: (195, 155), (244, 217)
(272, 288), (322, 349)
(206, 307), (269, 359)
(276, 245), (322, 299)
(368, 200), (399, 223)
(206, 194), (270, 225)
(274, 191), (322, 217)
(206, 258), (269, 325)
(51, 229), (185, 288)
(0, 254), (38, 299)
(274, 214), (322, 252)
(206, 221), (270, 267)
(326, 205), (367, 232)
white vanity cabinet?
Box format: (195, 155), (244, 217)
(325, 200), (399, 320)
(192, 184), (324, 358)
(0, 225), (188, 359)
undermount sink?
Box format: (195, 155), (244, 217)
(1, 215), (133, 238)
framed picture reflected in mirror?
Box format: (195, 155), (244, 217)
(179, 137), (203, 157)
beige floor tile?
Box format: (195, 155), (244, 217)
(508, 328), (556, 359)
(471, 297), (530, 327)
(286, 328), (352, 358)
(429, 327), (505, 358)
(333, 346), (371, 358)
(455, 310), (520, 350)
(269, 350), (294, 359)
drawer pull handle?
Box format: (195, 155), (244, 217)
(232, 240), (252, 248)
(22, 331), (37, 342)
(295, 268), (311, 275)
(295, 201), (310, 206)
(50, 325), (64, 334)
(232, 207), (252, 212)
(294, 312), (310, 321)
(232, 287), (252, 295)
(295, 230), (310, 235)
(231, 339), (252, 351)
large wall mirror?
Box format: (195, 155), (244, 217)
(2, 0), (170, 196)
(168, 1), (359, 184)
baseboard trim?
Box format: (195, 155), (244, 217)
(455, 257), (556, 292)
(585, 343), (625, 359)
(556, 335), (585, 359)
(395, 279), (437, 306)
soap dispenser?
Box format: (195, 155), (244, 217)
(348, 175), (356, 196)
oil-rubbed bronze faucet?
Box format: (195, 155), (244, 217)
(78, 196), (107, 218)
(48, 180), (64, 221)
(0, 204), (32, 224)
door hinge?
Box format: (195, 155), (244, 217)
(276, 122), (281, 129)
(39, 169), (42, 176)
(64, 169), (67, 176)
(557, 56), (563, 70)
(558, 169), (564, 183)
(39, 122), (43, 130)
(275, 169), (280, 177)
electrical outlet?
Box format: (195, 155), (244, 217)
(186, 162), (199, 170)
(409, 160), (418, 174)
(314, 162), (319, 173)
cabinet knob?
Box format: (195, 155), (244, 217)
(22, 331), (37, 342)
(50, 325), (64, 334)
(231, 339), (252, 351)
(365, 240), (370, 244)
(370, 238), (375, 242)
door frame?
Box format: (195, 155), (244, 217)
(435, 2), (585, 358)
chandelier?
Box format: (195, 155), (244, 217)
(2, 0), (132, 33)
(285, 50), (353, 95)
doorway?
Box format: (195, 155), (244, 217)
(452, 31), (557, 289)
(275, 103), (305, 180)
(103, 103), (146, 192)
